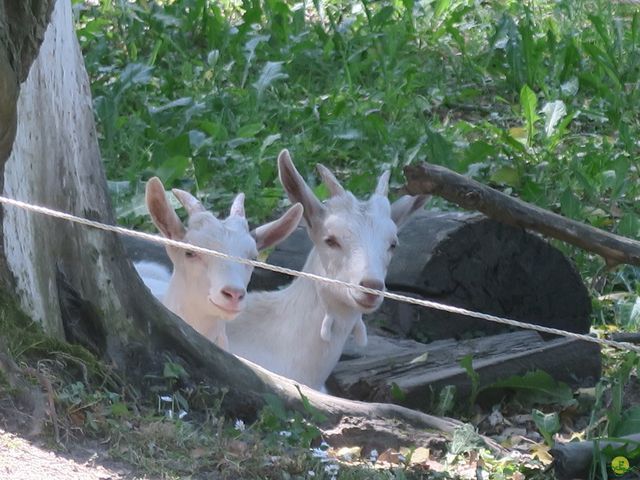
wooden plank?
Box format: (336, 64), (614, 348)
(331, 332), (601, 409)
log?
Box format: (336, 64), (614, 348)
(245, 211), (592, 341)
(329, 331), (601, 409)
(550, 434), (640, 479)
(404, 162), (640, 268)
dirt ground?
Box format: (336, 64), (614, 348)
(0, 429), (146, 480)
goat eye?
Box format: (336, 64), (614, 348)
(185, 251), (197, 258)
(324, 236), (341, 249)
(389, 241), (398, 250)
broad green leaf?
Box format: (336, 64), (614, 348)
(148, 97), (192, 114)
(372, 6), (395, 27)
(618, 214), (640, 238)
(434, 0), (451, 18)
(520, 85), (538, 143)
(482, 370), (575, 406)
(259, 133), (281, 156)
(508, 127), (527, 145)
(198, 121), (228, 141)
(110, 402), (129, 418)
(532, 409), (560, 446)
(243, 34), (270, 61)
(253, 61), (289, 96)
(163, 361), (187, 380)
(207, 49), (220, 67)
(237, 123), (264, 138)
(541, 100), (567, 137)
(119, 63), (154, 89)
(490, 166), (520, 187)
(425, 127), (453, 164)
(158, 156), (189, 185)
(462, 141), (497, 168)
(390, 382), (406, 401)
(628, 297), (640, 329)
(560, 77), (579, 97)
(188, 129), (209, 150)
(560, 189), (582, 219)
(436, 385), (456, 416)
(614, 406), (640, 436)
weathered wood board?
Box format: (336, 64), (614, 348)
(329, 331), (601, 409)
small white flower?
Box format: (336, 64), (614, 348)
(324, 463), (340, 476)
(234, 419), (246, 431)
(307, 471), (315, 477)
(279, 430), (292, 437)
(311, 447), (328, 459)
(178, 410), (188, 419)
(159, 395), (173, 402)
(369, 449), (379, 462)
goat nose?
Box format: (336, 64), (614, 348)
(221, 286), (246, 302)
(359, 279), (385, 292)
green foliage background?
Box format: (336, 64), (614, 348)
(74, 0), (640, 330)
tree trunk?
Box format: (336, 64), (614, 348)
(0, 0), (475, 451)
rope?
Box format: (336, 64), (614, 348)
(1, 194), (639, 354)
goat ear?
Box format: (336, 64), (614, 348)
(252, 203), (303, 251)
(229, 193), (246, 218)
(146, 177), (186, 240)
(375, 170), (391, 197)
(390, 195), (429, 227)
(171, 188), (206, 217)
(317, 164), (345, 197)
(278, 149), (325, 228)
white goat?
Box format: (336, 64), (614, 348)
(144, 176), (303, 349)
(227, 150), (427, 389)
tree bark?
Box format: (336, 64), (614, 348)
(0, 0), (477, 451)
(404, 163), (640, 268)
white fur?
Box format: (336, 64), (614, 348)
(142, 177), (302, 350)
(227, 150), (427, 389)
(133, 260), (171, 299)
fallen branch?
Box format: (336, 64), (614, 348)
(404, 163), (640, 267)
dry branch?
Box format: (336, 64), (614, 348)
(404, 163), (640, 267)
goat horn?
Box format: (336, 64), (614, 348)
(229, 193), (246, 218)
(172, 188), (206, 216)
(317, 164), (345, 197)
(374, 170), (390, 197)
